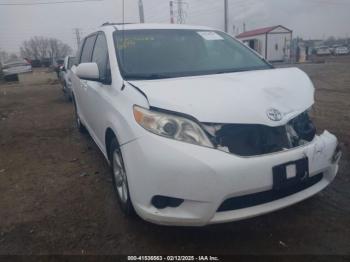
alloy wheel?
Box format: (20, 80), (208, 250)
(113, 149), (128, 204)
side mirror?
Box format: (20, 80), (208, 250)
(76, 62), (99, 81)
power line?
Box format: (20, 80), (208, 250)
(307, 0), (350, 5)
(0, 0), (103, 6)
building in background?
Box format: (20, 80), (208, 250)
(236, 25), (292, 62)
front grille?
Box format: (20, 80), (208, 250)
(217, 173), (323, 212)
(215, 124), (291, 156)
(202, 111), (316, 157)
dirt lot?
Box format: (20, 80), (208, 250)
(0, 59), (349, 256)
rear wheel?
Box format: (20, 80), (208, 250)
(63, 83), (72, 102)
(4, 74), (18, 82)
(109, 138), (134, 216)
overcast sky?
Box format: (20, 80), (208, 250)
(1, 0), (350, 54)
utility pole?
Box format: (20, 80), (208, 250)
(170, 1), (175, 24)
(138, 0), (145, 23)
(176, 0), (187, 24)
(243, 22), (246, 32)
(73, 28), (82, 49)
(224, 0), (228, 33)
(169, 0), (187, 24)
(177, 0), (184, 24)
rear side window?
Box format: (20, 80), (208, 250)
(67, 57), (76, 69)
(80, 35), (96, 63)
(92, 33), (111, 83)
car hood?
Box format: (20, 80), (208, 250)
(128, 68), (314, 126)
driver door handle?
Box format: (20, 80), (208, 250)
(81, 80), (88, 89)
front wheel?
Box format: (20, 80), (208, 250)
(63, 83), (72, 102)
(109, 138), (134, 216)
(73, 98), (86, 133)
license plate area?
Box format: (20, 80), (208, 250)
(273, 158), (309, 191)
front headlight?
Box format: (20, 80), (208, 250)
(133, 105), (213, 148)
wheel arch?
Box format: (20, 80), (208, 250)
(105, 127), (120, 162)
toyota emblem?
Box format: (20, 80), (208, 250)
(267, 108), (283, 121)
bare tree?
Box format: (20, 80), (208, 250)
(20, 36), (72, 61)
(0, 50), (19, 64)
(0, 50), (9, 64)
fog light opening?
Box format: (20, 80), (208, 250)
(151, 195), (184, 209)
(332, 144), (342, 163)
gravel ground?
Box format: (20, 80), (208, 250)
(0, 59), (349, 256)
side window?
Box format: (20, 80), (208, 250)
(80, 35), (97, 63)
(92, 33), (111, 83)
(67, 57), (75, 69)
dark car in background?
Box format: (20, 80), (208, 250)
(53, 59), (64, 78)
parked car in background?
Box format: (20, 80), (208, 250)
(1, 59), (32, 81)
(329, 45), (338, 55)
(71, 23), (341, 226)
(30, 59), (42, 68)
(59, 56), (76, 101)
(53, 58), (64, 78)
(41, 58), (51, 67)
(334, 46), (349, 56)
(316, 46), (331, 56)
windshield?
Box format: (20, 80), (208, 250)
(114, 29), (272, 80)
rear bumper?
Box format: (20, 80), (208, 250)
(121, 130), (339, 226)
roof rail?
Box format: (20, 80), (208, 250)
(101, 22), (134, 26)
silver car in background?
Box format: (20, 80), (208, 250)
(334, 46), (349, 56)
(59, 56), (76, 101)
(1, 59), (32, 81)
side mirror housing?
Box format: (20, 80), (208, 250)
(76, 62), (99, 81)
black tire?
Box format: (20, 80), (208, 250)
(73, 97), (86, 133)
(63, 83), (71, 102)
(4, 74), (19, 82)
(109, 138), (134, 216)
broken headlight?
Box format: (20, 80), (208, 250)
(133, 106), (213, 148)
(290, 110), (316, 142)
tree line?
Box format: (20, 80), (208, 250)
(20, 36), (72, 61)
(1, 36), (72, 65)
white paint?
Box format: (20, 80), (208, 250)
(70, 24), (339, 226)
(130, 67), (314, 126)
(286, 164), (297, 179)
(76, 62), (99, 80)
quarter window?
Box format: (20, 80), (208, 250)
(80, 35), (97, 63)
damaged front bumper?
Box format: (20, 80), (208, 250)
(122, 130), (340, 226)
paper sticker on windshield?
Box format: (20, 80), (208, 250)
(197, 31), (223, 40)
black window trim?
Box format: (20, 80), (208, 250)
(79, 31), (112, 85)
(79, 33), (98, 64)
(91, 31), (112, 85)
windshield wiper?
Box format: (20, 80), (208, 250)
(125, 73), (175, 80)
(214, 66), (271, 75)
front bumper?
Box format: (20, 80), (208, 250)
(121, 130), (339, 226)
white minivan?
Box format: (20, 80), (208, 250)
(71, 23), (341, 226)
